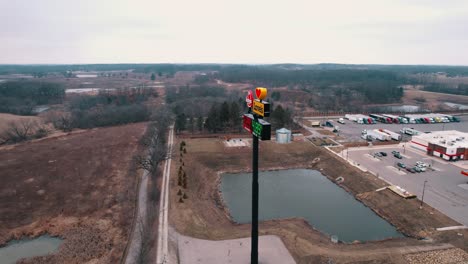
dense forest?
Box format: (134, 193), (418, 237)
(58, 88), (157, 130)
(214, 67), (405, 106)
(0, 81), (65, 115)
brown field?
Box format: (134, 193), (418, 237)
(0, 123), (146, 263)
(402, 86), (468, 110)
(0, 113), (42, 134)
(169, 137), (467, 263)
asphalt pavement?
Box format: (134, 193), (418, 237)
(344, 144), (468, 226)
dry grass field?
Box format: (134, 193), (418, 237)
(0, 123), (146, 263)
(0, 113), (42, 133)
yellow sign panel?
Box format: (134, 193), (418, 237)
(252, 99), (270, 117)
(255, 87), (268, 100)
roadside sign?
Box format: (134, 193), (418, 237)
(255, 87), (268, 100)
(246, 90), (253, 108)
(252, 99), (270, 117)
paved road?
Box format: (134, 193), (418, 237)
(156, 126), (174, 264)
(345, 144), (468, 226)
(177, 234), (296, 264)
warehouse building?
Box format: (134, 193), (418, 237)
(410, 130), (468, 161)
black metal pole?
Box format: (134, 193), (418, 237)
(251, 133), (259, 264)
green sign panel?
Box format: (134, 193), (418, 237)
(252, 118), (271, 141)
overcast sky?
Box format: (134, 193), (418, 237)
(1, 0), (468, 65)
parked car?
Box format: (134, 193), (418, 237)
(394, 153), (403, 159)
(397, 162), (406, 168)
(417, 166), (427, 172)
(391, 150), (400, 155)
(406, 167), (416, 173)
(416, 161), (427, 167)
(413, 166), (422, 173)
(380, 152), (387, 156)
(374, 152), (383, 157)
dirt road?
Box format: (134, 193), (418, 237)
(124, 169), (150, 264)
(156, 126), (174, 264)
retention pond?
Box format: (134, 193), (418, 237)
(0, 235), (63, 264)
(221, 169), (404, 242)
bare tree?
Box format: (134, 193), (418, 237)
(0, 120), (38, 144)
(45, 111), (73, 132)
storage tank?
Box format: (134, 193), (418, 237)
(276, 128), (292, 144)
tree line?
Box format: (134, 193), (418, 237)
(50, 88), (158, 131)
(423, 83), (468, 96)
(174, 100), (295, 133)
(165, 85), (226, 104)
(0, 81), (65, 115)
(214, 67), (405, 104)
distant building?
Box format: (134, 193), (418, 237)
(410, 130), (468, 161)
(276, 128), (292, 144)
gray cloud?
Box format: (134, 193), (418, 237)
(1, 0), (467, 64)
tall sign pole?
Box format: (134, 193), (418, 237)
(243, 88), (270, 264)
(251, 132), (259, 264)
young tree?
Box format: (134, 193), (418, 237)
(188, 116), (195, 134)
(197, 115), (204, 132)
(228, 101), (241, 131)
(204, 104), (221, 132)
(150, 73), (156, 81)
(175, 113), (187, 132)
(270, 105), (292, 129)
(220, 101), (230, 128)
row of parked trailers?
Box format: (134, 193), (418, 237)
(345, 114), (460, 125)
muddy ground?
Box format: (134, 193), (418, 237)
(169, 137), (467, 263)
(0, 123), (146, 263)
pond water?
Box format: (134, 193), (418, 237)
(0, 235), (63, 264)
(445, 102), (468, 110)
(367, 105), (422, 113)
(76, 74), (98, 78)
(221, 169), (404, 242)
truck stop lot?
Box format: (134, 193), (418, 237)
(334, 115), (468, 142)
(344, 144), (468, 226)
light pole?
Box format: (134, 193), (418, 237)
(420, 180), (428, 208)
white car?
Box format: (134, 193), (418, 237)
(416, 161), (428, 167)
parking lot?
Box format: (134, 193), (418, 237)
(333, 115), (468, 142)
(343, 144), (468, 226)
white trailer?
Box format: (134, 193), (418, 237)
(345, 114), (357, 121)
(379, 129), (402, 141)
(400, 127), (420, 135)
(345, 114), (365, 124)
(364, 129), (391, 141)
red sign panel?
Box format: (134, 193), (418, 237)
(243, 114), (253, 133)
(246, 90), (253, 108)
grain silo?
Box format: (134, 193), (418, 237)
(276, 128), (292, 144)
